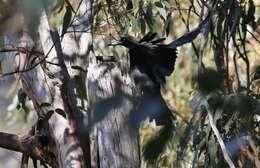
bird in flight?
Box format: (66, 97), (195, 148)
(109, 15), (210, 86)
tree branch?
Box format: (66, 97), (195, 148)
(0, 130), (44, 162)
(0, 132), (23, 152)
(0, 45), (43, 56)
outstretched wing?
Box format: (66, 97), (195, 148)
(136, 43), (177, 84)
(139, 32), (157, 43)
(169, 14), (210, 48)
(151, 38), (166, 44)
(148, 45), (177, 76)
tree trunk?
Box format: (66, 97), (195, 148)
(87, 62), (140, 167)
(0, 0), (141, 167)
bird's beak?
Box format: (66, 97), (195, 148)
(108, 40), (122, 46)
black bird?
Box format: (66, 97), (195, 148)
(109, 15), (210, 85)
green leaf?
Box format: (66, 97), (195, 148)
(60, 80), (68, 98)
(61, 5), (72, 36)
(252, 65), (260, 81)
(131, 0), (139, 10)
(52, 0), (65, 13)
(133, 7), (139, 15)
(55, 108), (66, 119)
(17, 89), (30, 114)
(144, 3), (154, 30)
(77, 106), (88, 113)
(18, 89), (27, 103)
(208, 137), (217, 166)
(155, 1), (163, 8)
(93, 2), (102, 15)
(71, 65), (86, 72)
(65, 0), (75, 13)
(247, 0), (256, 30)
(42, 110), (54, 122)
(130, 15), (137, 30)
(137, 14), (146, 34)
(157, 7), (167, 21)
(140, 17), (146, 35)
(163, 12), (171, 36)
(122, 17), (131, 35)
(74, 75), (87, 99)
(37, 110), (54, 129)
(146, 3), (153, 18)
(161, 0), (170, 8)
(213, 108), (222, 124)
(40, 102), (51, 107)
(16, 104), (21, 110)
(126, 0), (133, 12)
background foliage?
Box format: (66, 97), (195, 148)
(89, 0), (260, 167)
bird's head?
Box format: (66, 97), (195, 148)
(108, 36), (137, 49)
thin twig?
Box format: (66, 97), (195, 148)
(247, 29), (260, 44)
(192, 138), (205, 168)
(0, 46), (43, 56)
(1, 42), (55, 77)
(201, 101), (235, 168)
(225, 25), (231, 93)
(233, 52), (241, 88)
(238, 26), (250, 93)
(1, 0), (86, 78)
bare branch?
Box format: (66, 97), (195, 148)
(0, 132), (23, 152)
(0, 41), (56, 77)
(21, 154), (29, 168)
(0, 130), (42, 159)
(0, 45), (43, 56)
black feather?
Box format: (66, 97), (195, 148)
(151, 38), (166, 44)
(139, 32), (157, 43)
(127, 40), (177, 84)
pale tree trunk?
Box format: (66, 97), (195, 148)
(0, 0), (141, 167)
(87, 63), (140, 167)
(8, 8), (86, 168)
(0, 0), (90, 167)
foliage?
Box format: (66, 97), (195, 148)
(90, 0), (260, 167)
